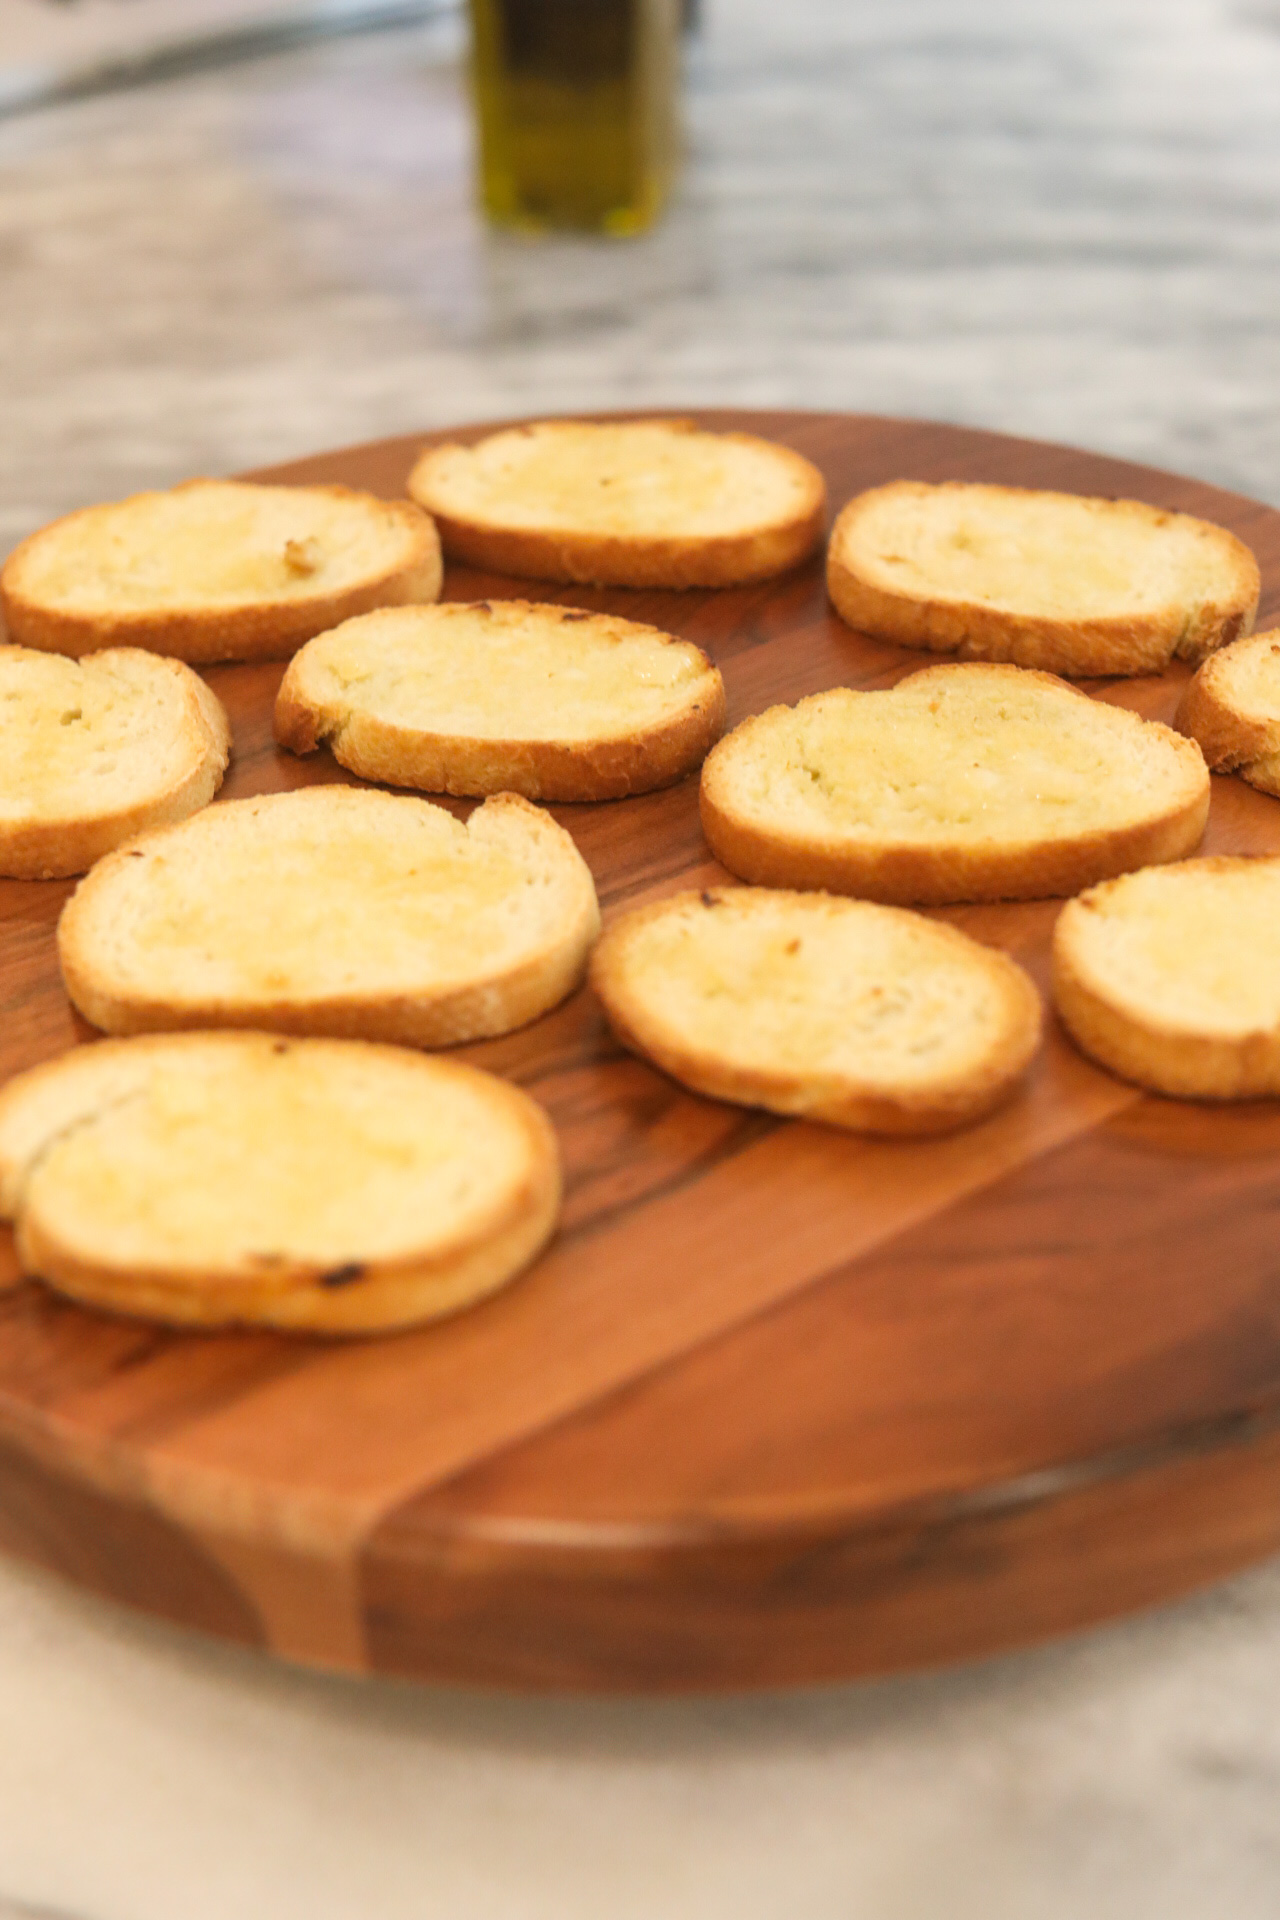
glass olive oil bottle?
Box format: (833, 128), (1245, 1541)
(469, 0), (680, 236)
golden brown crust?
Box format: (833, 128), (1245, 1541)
(1051, 857), (1280, 1099)
(273, 602), (726, 802)
(58, 939), (593, 1050)
(278, 697), (725, 802)
(1174, 629), (1280, 793)
(408, 423), (826, 589)
(1, 1034), (560, 1333)
(1, 482), (442, 664)
(423, 505), (824, 590)
(827, 481), (1260, 678)
(591, 887), (1042, 1135)
(701, 774), (1208, 905)
(271, 686), (322, 756)
(0, 647), (231, 880)
(699, 668), (1210, 906)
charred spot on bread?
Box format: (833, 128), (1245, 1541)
(320, 1261), (366, 1289)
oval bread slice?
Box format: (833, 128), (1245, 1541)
(0, 1032), (559, 1332)
(1175, 628), (1280, 795)
(407, 419), (826, 588)
(1053, 856), (1280, 1098)
(1, 479), (442, 664)
(700, 663), (1210, 905)
(591, 887), (1042, 1134)
(275, 600), (725, 801)
(0, 643), (230, 878)
(827, 481), (1259, 678)
(58, 786), (600, 1046)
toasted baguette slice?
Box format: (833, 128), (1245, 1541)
(58, 786), (600, 1046)
(407, 419), (826, 588)
(1, 480), (442, 664)
(827, 481), (1259, 678)
(275, 600), (725, 801)
(1175, 628), (1280, 794)
(1053, 856), (1280, 1098)
(0, 643), (230, 879)
(0, 1032), (559, 1332)
(591, 887), (1042, 1134)
(700, 663), (1209, 906)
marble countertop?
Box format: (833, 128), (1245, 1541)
(3, 2), (1280, 1914)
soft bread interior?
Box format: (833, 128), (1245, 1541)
(292, 602), (718, 744)
(0, 1033), (559, 1329)
(11, 482), (425, 614)
(0, 647), (217, 824)
(15, 1041), (537, 1276)
(602, 891), (1036, 1094)
(845, 484), (1245, 621)
(713, 669), (1203, 846)
(61, 788), (596, 1010)
(0, 1036), (176, 1219)
(1201, 631), (1280, 725)
(417, 423), (815, 539)
(1061, 859), (1280, 1039)
(1245, 749), (1280, 788)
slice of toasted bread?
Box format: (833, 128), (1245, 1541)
(591, 886), (1042, 1134)
(1, 479), (442, 664)
(58, 786), (600, 1046)
(0, 643), (230, 878)
(1175, 628), (1280, 795)
(407, 419), (826, 588)
(827, 481), (1259, 677)
(700, 663), (1209, 905)
(1053, 856), (1280, 1097)
(0, 1032), (559, 1332)
(275, 599), (726, 801)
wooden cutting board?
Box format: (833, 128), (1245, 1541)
(3, 409), (1280, 1691)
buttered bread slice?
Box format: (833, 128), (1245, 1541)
(58, 786), (600, 1045)
(275, 600), (725, 800)
(0, 643), (230, 878)
(407, 419), (826, 588)
(1, 479), (442, 664)
(592, 887), (1042, 1134)
(828, 481), (1259, 677)
(1053, 857), (1280, 1098)
(700, 663), (1209, 905)
(1175, 628), (1280, 795)
(0, 1033), (559, 1332)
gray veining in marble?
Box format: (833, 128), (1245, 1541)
(3, 0), (1280, 555)
(0, 0), (449, 115)
(2, 4), (1280, 1916)
(3, 1551), (1280, 1920)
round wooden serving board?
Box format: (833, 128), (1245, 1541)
(3, 411), (1280, 1691)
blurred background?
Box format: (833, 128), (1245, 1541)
(3, 0), (1280, 559)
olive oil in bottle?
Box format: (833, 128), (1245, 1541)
(469, 0), (679, 236)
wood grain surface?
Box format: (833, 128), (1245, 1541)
(3, 410), (1280, 1690)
